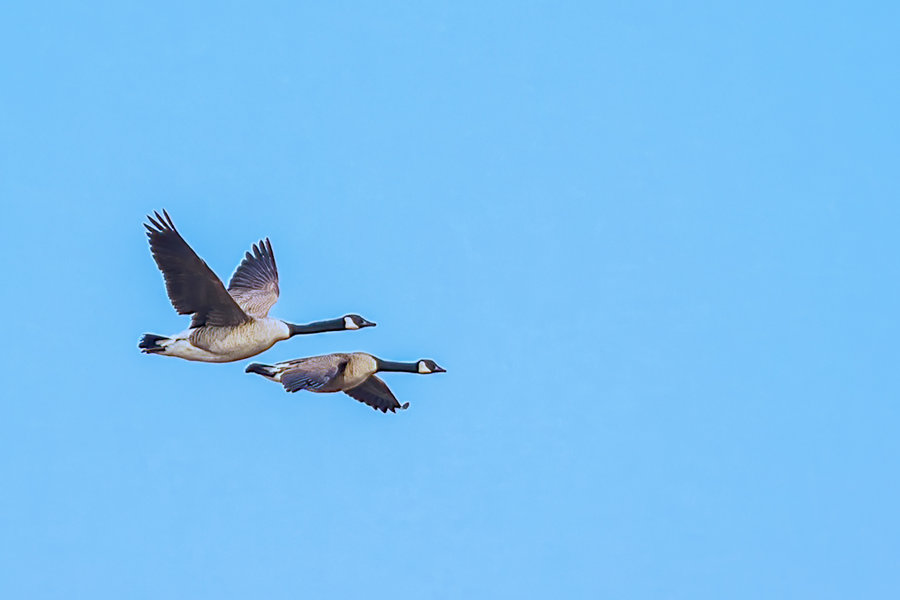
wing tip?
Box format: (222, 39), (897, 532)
(251, 238), (274, 260)
(145, 209), (176, 234)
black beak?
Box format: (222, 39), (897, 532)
(360, 318), (377, 328)
(433, 365), (447, 373)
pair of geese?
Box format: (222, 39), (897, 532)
(139, 210), (444, 413)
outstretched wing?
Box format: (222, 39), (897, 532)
(144, 210), (250, 329)
(280, 355), (349, 393)
(227, 238), (280, 318)
(345, 376), (409, 413)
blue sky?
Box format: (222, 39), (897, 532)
(1, 2), (898, 598)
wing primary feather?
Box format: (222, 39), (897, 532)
(226, 236), (280, 318)
(344, 376), (405, 413)
(144, 210), (249, 328)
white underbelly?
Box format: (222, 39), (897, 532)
(164, 321), (286, 363)
(164, 339), (236, 362)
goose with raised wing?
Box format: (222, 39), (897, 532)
(245, 353), (446, 413)
(138, 210), (375, 362)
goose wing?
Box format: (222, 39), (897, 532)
(144, 210), (250, 328)
(345, 376), (409, 413)
(227, 238), (280, 318)
(279, 355), (349, 393)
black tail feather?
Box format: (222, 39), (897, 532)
(139, 334), (168, 353)
(245, 363), (275, 377)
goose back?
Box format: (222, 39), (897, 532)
(275, 353), (377, 393)
(187, 318), (290, 359)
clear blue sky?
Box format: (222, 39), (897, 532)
(1, 2), (898, 598)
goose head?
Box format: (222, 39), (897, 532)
(416, 359), (446, 374)
(343, 314), (377, 330)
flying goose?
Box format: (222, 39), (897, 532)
(245, 353), (446, 413)
(138, 210), (375, 362)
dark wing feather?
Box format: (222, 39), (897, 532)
(144, 210), (249, 328)
(345, 376), (409, 413)
(280, 358), (348, 393)
(227, 238), (280, 317)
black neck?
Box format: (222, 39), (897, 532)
(376, 359), (419, 373)
(288, 318), (345, 336)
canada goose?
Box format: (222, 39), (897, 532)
(138, 210), (375, 362)
(245, 353), (446, 413)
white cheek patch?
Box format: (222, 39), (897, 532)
(418, 362), (432, 374)
(344, 317), (359, 330)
